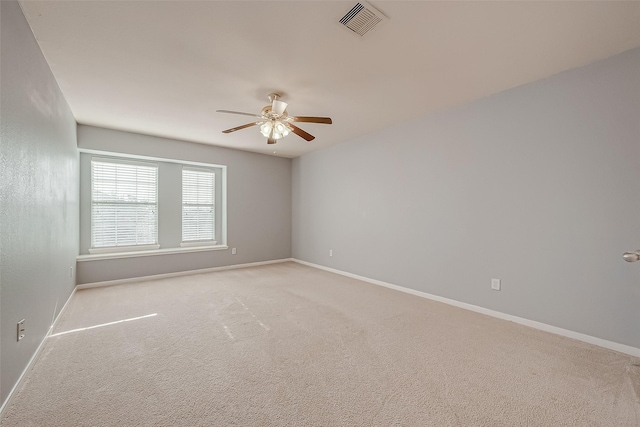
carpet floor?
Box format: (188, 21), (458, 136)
(2, 262), (639, 426)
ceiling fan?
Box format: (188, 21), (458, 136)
(216, 93), (332, 144)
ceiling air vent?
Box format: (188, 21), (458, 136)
(338, 1), (388, 37)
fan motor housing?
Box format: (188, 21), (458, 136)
(261, 105), (287, 119)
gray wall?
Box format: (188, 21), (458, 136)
(292, 48), (640, 349)
(76, 125), (291, 284)
(0, 1), (79, 406)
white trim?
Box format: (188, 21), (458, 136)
(77, 258), (294, 289)
(220, 166), (227, 246)
(79, 148), (227, 170)
(89, 244), (160, 254)
(91, 156), (157, 168)
(78, 245), (228, 262)
(182, 165), (218, 173)
(0, 287), (77, 415)
(180, 241), (217, 248)
(291, 259), (640, 358)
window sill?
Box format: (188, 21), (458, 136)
(180, 240), (217, 248)
(89, 244), (160, 254)
(77, 245), (229, 262)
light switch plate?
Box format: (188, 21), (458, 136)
(17, 319), (25, 341)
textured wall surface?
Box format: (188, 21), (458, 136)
(293, 48), (640, 348)
(76, 125), (291, 284)
(0, 1), (79, 406)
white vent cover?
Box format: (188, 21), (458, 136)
(338, 1), (388, 37)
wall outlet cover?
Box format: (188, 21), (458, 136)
(491, 279), (501, 291)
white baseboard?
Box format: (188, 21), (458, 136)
(292, 259), (640, 358)
(77, 258), (294, 289)
(0, 286), (77, 416)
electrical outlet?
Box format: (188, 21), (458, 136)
(329, 249), (333, 257)
(232, 248), (237, 255)
(491, 279), (501, 291)
(69, 266), (73, 278)
(17, 319), (25, 341)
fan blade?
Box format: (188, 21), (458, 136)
(222, 121), (263, 133)
(216, 110), (263, 118)
(267, 137), (277, 145)
(288, 123), (315, 142)
(291, 116), (332, 124)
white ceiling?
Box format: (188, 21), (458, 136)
(19, 1), (640, 158)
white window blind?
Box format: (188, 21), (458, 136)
(182, 168), (215, 242)
(91, 159), (158, 248)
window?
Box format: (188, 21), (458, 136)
(90, 158), (158, 251)
(182, 167), (216, 245)
(81, 151), (226, 258)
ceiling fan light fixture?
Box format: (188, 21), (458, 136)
(272, 100), (288, 116)
(218, 93), (332, 145)
(260, 122), (272, 137)
(261, 120), (290, 140)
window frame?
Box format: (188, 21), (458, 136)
(89, 157), (160, 254)
(79, 150), (227, 259)
(181, 166), (217, 247)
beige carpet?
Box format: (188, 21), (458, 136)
(2, 262), (639, 426)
